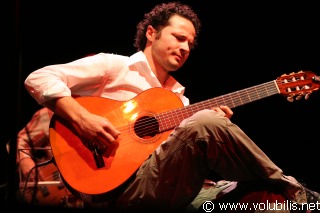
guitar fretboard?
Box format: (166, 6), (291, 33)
(157, 80), (279, 132)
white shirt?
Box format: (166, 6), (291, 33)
(25, 51), (190, 106)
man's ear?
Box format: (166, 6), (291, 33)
(146, 25), (156, 41)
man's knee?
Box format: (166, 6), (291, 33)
(187, 109), (227, 133)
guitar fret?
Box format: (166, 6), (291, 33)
(158, 80), (279, 132)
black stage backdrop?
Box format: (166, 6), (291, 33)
(4, 0), (320, 209)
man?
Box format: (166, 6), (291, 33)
(24, 2), (319, 212)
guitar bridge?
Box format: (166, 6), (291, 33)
(89, 142), (105, 168)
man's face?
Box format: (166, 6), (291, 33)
(151, 15), (196, 72)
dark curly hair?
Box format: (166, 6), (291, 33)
(134, 2), (201, 51)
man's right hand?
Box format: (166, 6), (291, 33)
(45, 96), (121, 149)
(73, 111), (121, 148)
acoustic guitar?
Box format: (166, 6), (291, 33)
(49, 71), (320, 201)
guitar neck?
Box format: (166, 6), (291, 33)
(157, 80), (279, 132)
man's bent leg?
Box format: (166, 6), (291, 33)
(115, 109), (306, 211)
(190, 110), (306, 204)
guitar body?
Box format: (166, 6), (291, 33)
(49, 88), (184, 199)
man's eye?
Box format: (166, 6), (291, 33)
(176, 36), (185, 41)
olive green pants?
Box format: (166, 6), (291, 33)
(115, 109), (305, 211)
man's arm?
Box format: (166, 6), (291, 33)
(44, 97), (121, 148)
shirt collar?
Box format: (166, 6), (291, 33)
(128, 51), (186, 95)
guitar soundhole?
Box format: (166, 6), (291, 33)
(134, 116), (159, 139)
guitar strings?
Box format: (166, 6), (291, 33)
(112, 81), (280, 141)
(22, 163), (71, 206)
(57, 75), (310, 148)
(55, 72), (309, 147)
(115, 77), (313, 140)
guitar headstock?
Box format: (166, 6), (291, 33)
(276, 71), (320, 102)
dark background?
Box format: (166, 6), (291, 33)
(3, 0), (320, 207)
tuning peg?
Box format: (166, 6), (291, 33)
(305, 93), (310, 100)
(287, 96), (294, 102)
(296, 95), (302, 100)
(312, 76), (320, 82)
